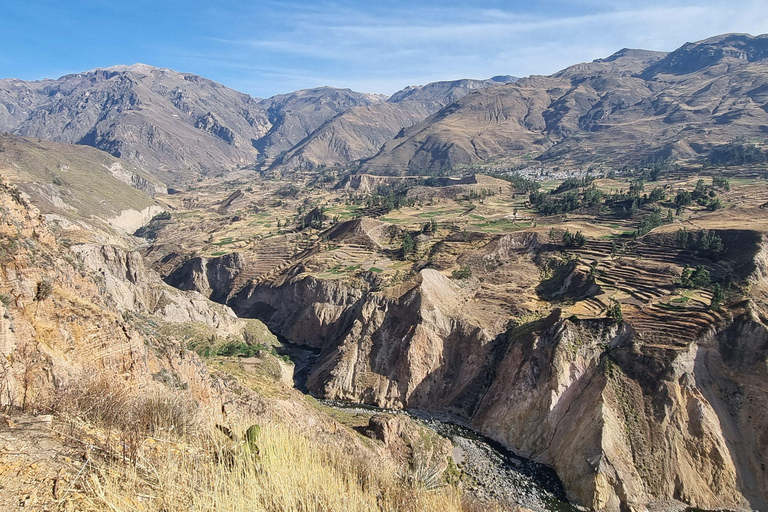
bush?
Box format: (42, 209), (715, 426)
(562, 229), (586, 247)
(451, 265), (472, 280)
(52, 372), (201, 435)
(34, 279), (53, 302)
(678, 265), (711, 289)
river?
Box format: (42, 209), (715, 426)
(273, 340), (582, 511)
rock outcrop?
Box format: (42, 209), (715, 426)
(0, 182), (215, 409)
(164, 252), (247, 304)
(222, 238), (768, 512)
(71, 244), (244, 334)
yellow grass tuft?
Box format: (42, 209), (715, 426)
(74, 420), (507, 512)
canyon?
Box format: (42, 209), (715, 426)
(3, 31), (768, 512)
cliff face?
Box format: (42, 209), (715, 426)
(71, 244), (244, 334)
(0, 183), (212, 409)
(0, 180), (259, 413)
(225, 246), (768, 511)
(162, 252), (247, 304)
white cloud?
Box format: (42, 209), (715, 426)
(194, 0), (768, 96)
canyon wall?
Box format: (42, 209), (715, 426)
(221, 240), (768, 512)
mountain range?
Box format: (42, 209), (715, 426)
(2, 33), (768, 185)
(0, 66), (512, 185)
(364, 34), (768, 173)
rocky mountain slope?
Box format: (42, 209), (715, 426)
(0, 64), (272, 185)
(0, 133), (166, 241)
(255, 87), (388, 159)
(276, 77), (517, 169)
(0, 67), (383, 184)
(362, 34), (768, 172)
(0, 177), (505, 512)
(4, 34), (768, 181)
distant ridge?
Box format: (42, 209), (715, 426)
(2, 33), (768, 180)
(362, 33), (768, 173)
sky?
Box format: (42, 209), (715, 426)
(2, 0), (768, 98)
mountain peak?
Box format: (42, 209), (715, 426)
(103, 63), (159, 75)
(594, 48), (667, 63)
(643, 32), (768, 77)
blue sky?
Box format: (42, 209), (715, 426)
(2, 0), (768, 98)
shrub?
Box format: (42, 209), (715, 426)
(52, 372), (201, 435)
(451, 265), (472, 280)
(34, 279), (53, 302)
(562, 229), (585, 247)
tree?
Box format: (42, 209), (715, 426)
(712, 176), (730, 191)
(607, 301), (623, 322)
(707, 198), (723, 211)
(562, 229), (586, 247)
(648, 187), (665, 203)
(710, 283), (724, 311)
(678, 265), (711, 289)
(422, 219), (438, 235)
(549, 227), (558, 241)
(402, 232), (415, 257)
(674, 190), (693, 208)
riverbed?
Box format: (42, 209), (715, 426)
(321, 399), (582, 512)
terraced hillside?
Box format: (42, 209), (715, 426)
(134, 157), (768, 512)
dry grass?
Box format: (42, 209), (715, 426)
(46, 374), (515, 512)
(77, 421), (505, 512)
(52, 373), (202, 436)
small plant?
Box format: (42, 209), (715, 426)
(451, 265), (472, 280)
(215, 423), (262, 466)
(33, 279), (53, 302)
(400, 460), (444, 491)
